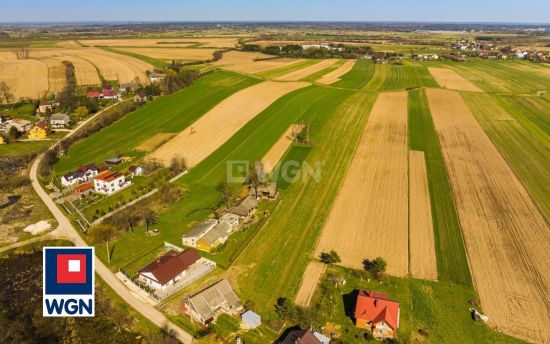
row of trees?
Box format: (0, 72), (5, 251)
(243, 43), (373, 59)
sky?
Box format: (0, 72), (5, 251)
(1, 0), (549, 23)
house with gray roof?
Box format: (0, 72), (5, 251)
(182, 219), (218, 247)
(184, 279), (243, 325)
(227, 195), (259, 217)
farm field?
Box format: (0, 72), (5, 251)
(315, 91), (409, 276)
(29, 48), (101, 85)
(261, 124), (304, 174)
(232, 91), (377, 320)
(256, 59), (318, 79)
(80, 37), (239, 48)
(115, 47), (217, 61)
(316, 59), (356, 84)
(54, 71), (259, 173)
(149, 81), (310, 167)
(428, 67), (483, 92)
(426, 88), (550, 343)
(380, 64), (438, 90)
(408, 150), (437, 281)
(0, 50), (50, 100)
(274, 59), (339, 81)
(331, 59), (375, 89)
(463, 93), (550, 222)
(213, 51), (300, 74)
(294, 261), (326, 307)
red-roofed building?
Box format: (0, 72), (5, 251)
(137, 249), (201, 290)
(93, 170), (131, 195)
(74, 182), (93, 197)
(354, 290), (400, 339)
(86, 91), (101, 99)
(102, 88), (118, 99)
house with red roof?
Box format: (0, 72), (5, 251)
(102, 88), (118, 99)
(137, 249), (201, 290)
(354, 290), (400, 339)
(86, 91), (101, 99)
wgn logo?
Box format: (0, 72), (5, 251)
(43, 247), (95, 317)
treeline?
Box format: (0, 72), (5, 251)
(243, 43), (373, 59)
(57, 60), (99, 114)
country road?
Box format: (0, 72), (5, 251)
(27, 103), (194, 343)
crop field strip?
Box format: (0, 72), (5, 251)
(80, 37), (239, 48)
(427, 88), (550, 343)
(233, 91), (377, 319)
(331, 59), (375, 89)
(257, 59), (319, 79)
(274, 59), (340, 81)
(428, 67), (483, 92)
(362, 63), (388, 90)
(463, 93), (550, 222)
(294, 262), (326, 307)
(407, 89), (471, 285)
(214, 51), (301, 75)
(149, 81), (310, 167)
(29, 49), (101, 85)
(55, 71), (259, 173)
(299, 59), (346, 82)
(115, 47), (218, 61)
(32, 56), (67, 95)
(260, 124), (304, 174)
(315, 91), (409, 276)
(408, 150), (437, 281)
(379, 64), (438, 90)
(316, 59), (356, 84)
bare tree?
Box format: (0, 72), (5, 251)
(14, 47), (30, 59)
(0, 81), (14, 104)
(89, 224), (114, 263)
(247, 161), (264, 198)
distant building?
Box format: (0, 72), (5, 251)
(102, 88), (118, 99)
(93, 170), (130, 195)
(184, 279), (242, 325)
(50, 113), (70, 128)
(128, 165), (144, 177)
(38, 101), (53, 114)
(148, 73), (165, 82)
(137, 249), (201, 290)
(27, 125), (47, 140)
(8, 119), (32, 133)
(86, 91), (101, 99)
(354, 290), (400, 339)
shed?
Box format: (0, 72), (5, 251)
(241, 310), (261, 329)
(105, 157), (123, 165)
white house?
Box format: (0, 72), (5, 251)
(50, 113), (70, 128)
(93, 170), (131, 195)
(148, 73), (165, 82)
(61, 164), (100, 187)
(137, 249), (201, 290)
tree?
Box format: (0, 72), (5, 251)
(169, 155), (187, 175)
(0, 81), (14, 104)
(14, 47), (30, 59)
(89, 224), (114, 263)
(274, 297), (295, 320)
(151, 324), (180, 344)
(74, 106), (89, 121)
(247, 161), (264, 197)
(8, 126), (20, 140)
(363, 256), (387, 276)
(320, 250), (341, 265)
(144, 210), (158, 231)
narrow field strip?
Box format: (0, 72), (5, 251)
(428, 67), (483, 92)
(332, 60), (375, 89)
(150, 81), (310, 167)
(317, 60), (356, 85)
(426, 88), (550, 344)
(408, 150), (437, 281)
(294, 262), (326, 307)
(261, 124), (304, 174)
(116, 47), (217, 61)
(315, 91), (409, 276)
(275, 59), (339, 81)
(214, 51), (301, 75)
(362, 63), (388, 90)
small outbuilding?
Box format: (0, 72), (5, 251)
(241, 310), (261, 329)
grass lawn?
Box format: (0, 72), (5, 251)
(331, 59), (375, 89)
(0, 141), (50, 157)
(232, 91), (377, 321)
(463, 92), (550, 222)
(408, 89), (471, 285)
(0, 102), (36, 121)
(54, 71), (259, 174)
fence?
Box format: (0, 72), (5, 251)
(118, 268), (161, 301)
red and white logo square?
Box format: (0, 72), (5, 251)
(56, 254), (87, 284)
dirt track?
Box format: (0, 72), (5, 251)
(317, 60), (356, 84)
(150, 81), (309, 167)
(261, 124), (304, 174)
(426, 88), (550, 343)
(408, 150), (437, 280)
(275, 59), (339, 81)
(428, 67), (483, 92)
(295, 262), (326, 307)
(315, 91), (409, 276)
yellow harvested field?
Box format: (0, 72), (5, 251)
(428, 67), (483, 92)
(0, 51), (49, 100)
(116, 47), (217, 61)
(261, 124), (304, 174)
(136, 133), (176, 152)
(61, 48), (152, 84)
(317, 60), (356, 84)
(426, 88), (550, 343)
(150, 81), (310, 167)
(214, 51), (300, 74)
(275, 59), (340, 81)
(29, 49), (102, 85)
(56, 40), (81, 48)
(295, 262), (326, 307)
(315, 92), (409, 276)
(40, 58), (67, 95)
(408, 150), (437, 281)
(81, 37), (238, 48)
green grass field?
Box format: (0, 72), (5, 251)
(300, 59), (346, 82)
(362, 63), (389, 90)
(54, 71), (259, 173)
(0, 141), (51, 157)
(408, 89), (471, 285)
(463, 93), (550, 222)
(380, 64), (438, 90)
(233, 91), (377, 321)
(331, 59), (375, 89)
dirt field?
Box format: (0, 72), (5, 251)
(275, 59), (339, 81)
(61, 47), (152, 84)
(317, 60), (356, 84)
(408, 150), (437, 281)
(214, 51), (300, 74)
(81, 37), (238, 48)
(315, 91), (409, 276)
(294, 262), (326, 307)
(426, 88), (550, 343)
(28, 49), (101, 85)
(136, 133), (177, 152)
(0, 50), (49, 100)
(261, 124), (304, 174)
(428, 67), (483, 92)
(117, 47), (217, 61)
(150, 81), (310, 167)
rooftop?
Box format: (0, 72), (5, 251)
(355, 290), (400, 330)
(138, 249), (201, 286)
(94, 170), (124, 183)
